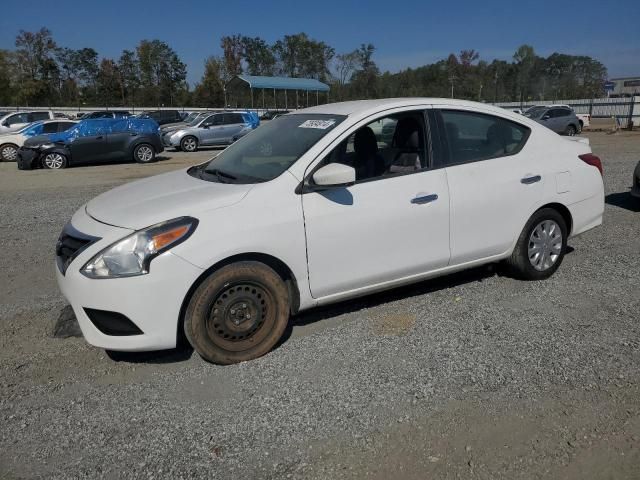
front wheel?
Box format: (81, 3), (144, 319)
(506, 208), (567, 280)
(180, 136), (198, 152)
(42, 152), (68, 169)
(564, 125), (577, 136)
(134, 143), (155, 163)
(184, 261), (290, 365)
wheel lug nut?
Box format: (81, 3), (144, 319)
(242, 303), (247, 308)
(246, 314), (251, 319)
(230, 309), (235, 314)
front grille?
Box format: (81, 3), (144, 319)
(56, 223), (100, 275)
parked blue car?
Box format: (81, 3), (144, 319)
(17, 118), (163, 170)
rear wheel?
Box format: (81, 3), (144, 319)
(180, 136), (198, 152)
(184, 261), (290, 365)
(42, 152), (68, 169)
(134, 143), (155, 163)
(0, 143), (18, 162)
(506, 208), (567, 280)
(564, 124), (577, 136)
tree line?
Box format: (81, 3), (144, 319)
(0, 28), (608, 108)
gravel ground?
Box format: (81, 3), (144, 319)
(1, 133), (639, 479)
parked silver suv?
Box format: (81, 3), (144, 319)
(524, 106), (581, 136)
(162, 111), (259, 152)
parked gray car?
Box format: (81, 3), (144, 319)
(161, 111), (259, 152)
(524, 106), (581, 136)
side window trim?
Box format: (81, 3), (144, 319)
(435, 108), (531, 168)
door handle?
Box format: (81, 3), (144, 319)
(130, 132), (138, 136)
(521, 175), (541, 184)
(95, 136), (103, 140)
(411, 194), (438, 204)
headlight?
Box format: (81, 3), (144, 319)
(81, 217), (198, 279)
(40, 143), (56, 150)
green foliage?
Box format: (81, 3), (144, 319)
(0, 29), (608, 108)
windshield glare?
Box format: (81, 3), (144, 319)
(201, 114), (346, 183)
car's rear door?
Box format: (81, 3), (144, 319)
(105, 119), (133, 160)
(302, 108), (451, 299)
(435, 107), (543, 264)
(221, 113), (246, 142)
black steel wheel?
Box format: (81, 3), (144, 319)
(184, 261), (290, 364)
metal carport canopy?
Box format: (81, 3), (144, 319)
(229, 75), (330, 92)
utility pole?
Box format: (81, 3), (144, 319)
(449, 75), (456, 99)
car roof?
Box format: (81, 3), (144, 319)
(298, 98), (524, 118)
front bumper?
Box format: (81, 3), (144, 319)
(16, 148), (39, 170)
(631, 161), (640, 198)
(162, 133), (180, 148)
(55, 208), (203, 351)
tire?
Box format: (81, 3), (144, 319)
(578, 120), (584, 131)
(42, 152), (68, 169)
(180, 136), (198, 152)
(0, 143), (18, 162)
(505, 208), (567, 280)
(184, 261), (290, 365)
(564, 124), (577, 136)
(133, 143), (155, 163)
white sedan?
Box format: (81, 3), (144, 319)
(55, 99), (604, 364)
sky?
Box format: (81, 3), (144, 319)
(1, 0), (638, 85)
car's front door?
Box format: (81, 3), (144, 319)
(436, 108), (543, 264)
(199, 114), (223, 145)
(68, 121), (108, 164)
(302, 109), (451, 299)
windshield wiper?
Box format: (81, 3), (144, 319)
(206, 168), (237, 183)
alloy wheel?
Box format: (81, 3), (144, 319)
(137, 145), (153, 162)
(1, 145), (17, 161)
(528, 220), (563, 271)
(44, 153), (65, 169)
(183, 137), (197, 152)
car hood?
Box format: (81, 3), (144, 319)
(85, 168), (253, 230)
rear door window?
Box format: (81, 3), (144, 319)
(223, 113), (244, 125)
(79, 120), (109, 137)
(439, 110), (530, 165)
(30, 112), (51, 122)
(57, 122), (76, 132)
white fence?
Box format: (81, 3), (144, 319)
(495, 96), (640, 127)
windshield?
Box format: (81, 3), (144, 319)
(182, 113), (198, 123)
(524, 107), (547, 119)
(196, 114), (346, 184)
(18, 122), (41, 134)
(188, 113), (207, 125)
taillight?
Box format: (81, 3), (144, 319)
(579, 153), (603, 176)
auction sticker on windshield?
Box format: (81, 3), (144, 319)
(299, 119), (336, 129)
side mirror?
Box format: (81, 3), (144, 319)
(312, 163), (356, 188)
